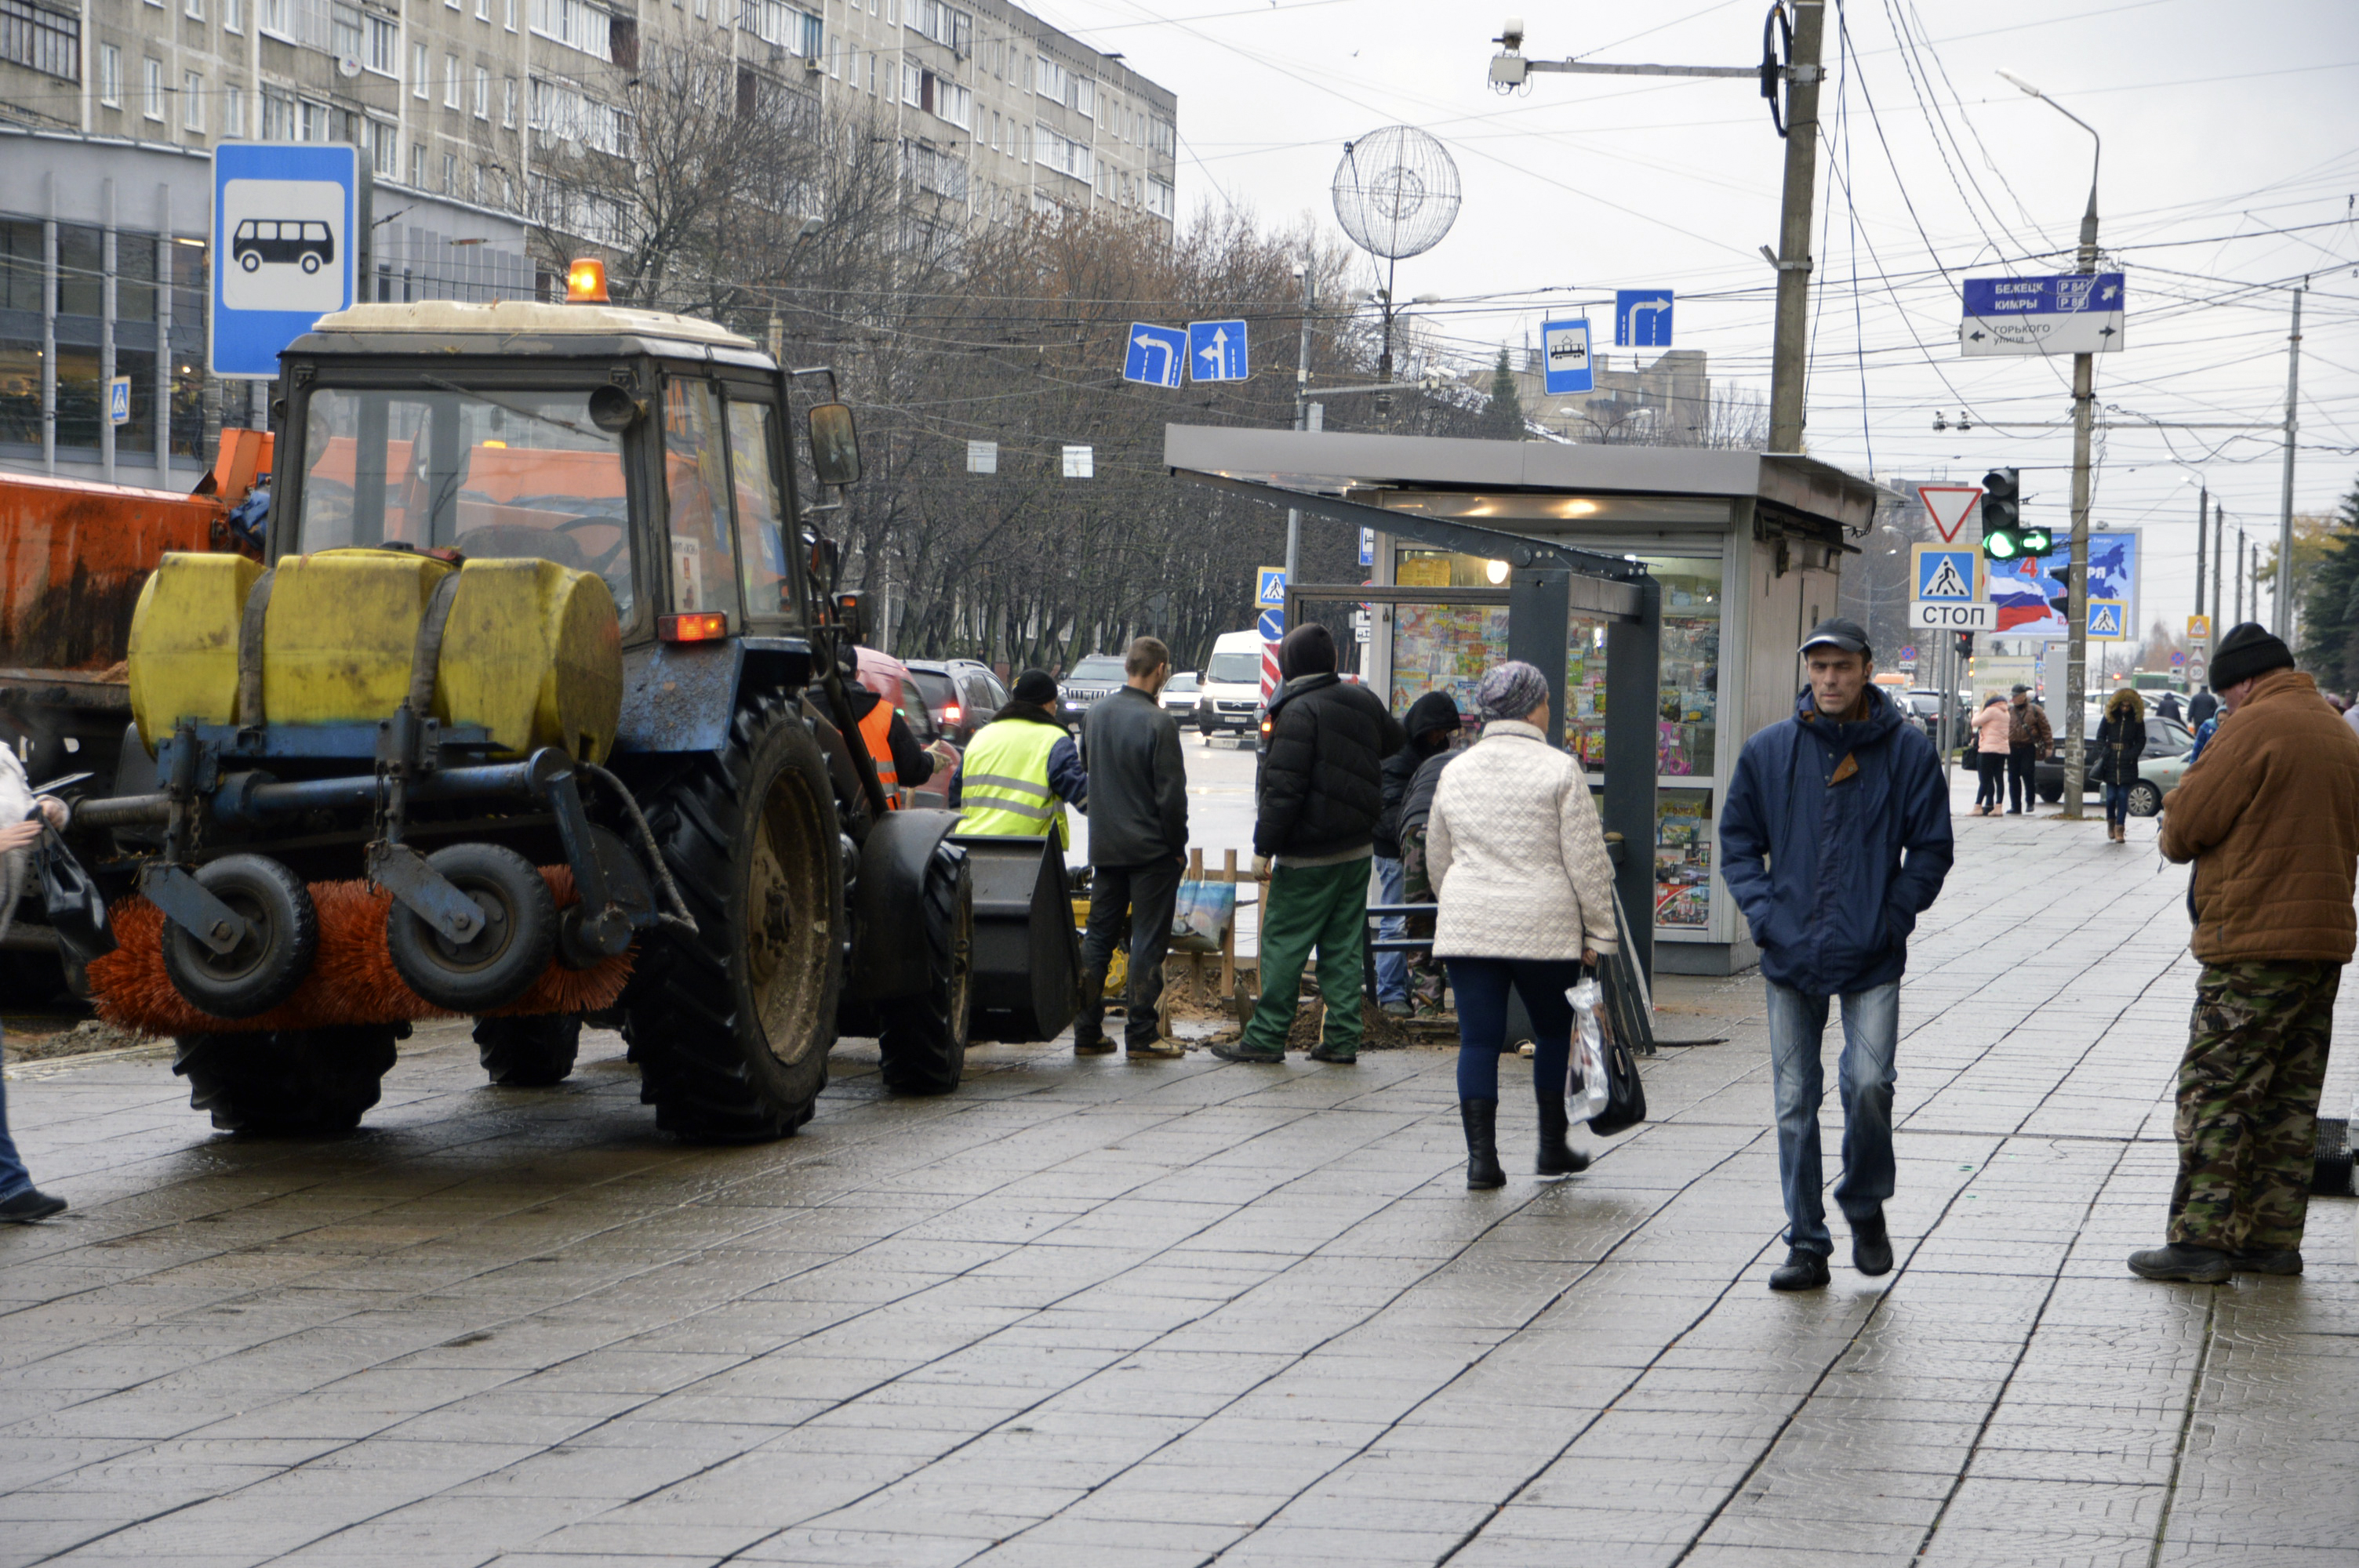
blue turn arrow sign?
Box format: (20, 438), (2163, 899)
(1124, 322), (1187, 388)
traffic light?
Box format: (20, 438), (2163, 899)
(1980, 468), (2023, 558)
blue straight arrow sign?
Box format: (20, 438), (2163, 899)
(1124, 322), (1187, 387)
(1189, 319), (1249, 382)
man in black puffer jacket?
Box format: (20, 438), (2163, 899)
(1215, 623), (1406, 1065)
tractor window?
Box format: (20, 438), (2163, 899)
(661, 378), (740, 620)
(293, 384), (634, 614)
(726, 397), (792, 620)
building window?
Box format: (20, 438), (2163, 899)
(2, 0), (82, 82)
(530, 0), (609, 55)
(368, 117), (396, 173)
(331, 2), (362, 58)
(476, 0), (488, 17)
(182, 71), (202, 129)
(442, 151), (456, 191)
(224, 82), (242, 134)
(412, 42), (427, 96)
(444, 52), (459, 107)
(1145, 175), (1173, 220)
(222, 0), (238, 30)
(260, 86), (294, 138)
(365, 11), (395, 73)
(410, 140), (426, 185)
(258, 0), (289, 39)
(185, 0), (202, 18)
(505, 0), (515, 30)
(144, 56), (165, 118)
(96, 43), (119, 104)
(474, 64), (487, 116)
(502, 75), (514, 125)
(296, 96), (326, 140)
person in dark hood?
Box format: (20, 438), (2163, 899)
(1371, 691), (1463, 1018)
(1212, 622), (1405, 1065)
(1720, 618), (1954, 1293)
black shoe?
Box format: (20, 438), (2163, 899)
(1073, 1030), (1116, 1056)
(1850, 1210), (1893, 1276)
(2128, 1243), (2234, 1283)
(2230, 1248), (2303, 1276)
(1768, 1247), (1830, 1291)
(1307, 1042), (1358, 1064)
(0, 1188), (67, 1223)
(1459, 1099), (1506, 1189)
(1209, 1038), (1284, 1064)
(1535, 1094), (1589, 1179)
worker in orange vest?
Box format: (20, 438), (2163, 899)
(819, 655), (936, 810)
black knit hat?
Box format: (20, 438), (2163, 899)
(2208, 622), (2295, 690)
(1012, 669), (1059, 706)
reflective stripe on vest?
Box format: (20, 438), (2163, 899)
(955, 717), (1069, 847)
(855, 699), (901, 809)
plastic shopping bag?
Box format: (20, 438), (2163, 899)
(1565, 977), (1610, 1124)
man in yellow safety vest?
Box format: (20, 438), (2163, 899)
(951, 670), (1089, 845)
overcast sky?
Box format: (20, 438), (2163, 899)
(1020, 0), (2359, 634)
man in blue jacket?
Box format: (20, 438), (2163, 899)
(1721, 618), (1954, 1291)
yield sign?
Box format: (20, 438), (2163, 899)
(1917, 484), (1983, 543)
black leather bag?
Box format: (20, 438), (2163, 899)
(1587, 1009), (1648, 1137)
(33, 825), (115, 963)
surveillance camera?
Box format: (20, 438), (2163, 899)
(1497, 16), (1524, 51)
(1292, 264), (1306, 280)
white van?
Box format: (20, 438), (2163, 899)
(1194, 629), (1266, 739)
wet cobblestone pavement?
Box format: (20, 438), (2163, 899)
(4, 803), (2355, 1567)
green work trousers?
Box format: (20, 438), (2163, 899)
(1241, 858), (1370, 1054)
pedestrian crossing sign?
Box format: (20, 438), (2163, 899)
(2088, 599), (2128, 640)
(1914, 548), (1976, 602)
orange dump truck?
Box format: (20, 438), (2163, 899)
(0, 432), (271, 795)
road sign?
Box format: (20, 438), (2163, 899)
(965, 440), (996, 474)
(1914, 546), (1977, 602)
(1960, 271), (2125, 357)
(211, 141), (364, 379)
(1613, 289), (1673, 348)
(1358, 527), (1374, 567)
(2186, 657), (2207, 685)
(2170, 651), (2185, 666)
(1257, 608), (1284, 642)
(1910, 601), (1994, 631)
(1540, 318), (1593, 394)
(1123, 322), (1187, 387)
(1917, 484), (1983, 543)
(106, 376), (130, 426)
(2186, 614), (2212, 644)
(1256, 566), (1286, 608)
(1061, 445), (1092, 478)
(1899, 644), (1917, 663)
(1188, 319), (1249, 382)
(2088, 599), (2127, 639)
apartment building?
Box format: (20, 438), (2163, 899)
(0, 0), (1174, 480)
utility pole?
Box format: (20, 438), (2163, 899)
(2236, 528), (2246, 623)
(2212, 499), (2224, 626)
(1768, 0), (1825, 453)
(1285, 267), (1315, 588)
(2194, 483), (2207, 626)
(2276, 282), (2304, 639)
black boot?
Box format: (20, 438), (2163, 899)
(1851, 1209), (1892, 1276)
(1459, 1099), (1505, 1189)
(1768, 1247), (1830, 1292)
(1073, 971), (1114, 1055)
(1535, 1094), (1590, 1179)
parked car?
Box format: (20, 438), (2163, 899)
(1059, 654), (1129, 718)
(1161, 670), (1200, 722)
(2032, 717), (2195, 814)
(905, 657), (1009, 749)
(1197, 630), (1264, 740)
(852, 646), (960, 809)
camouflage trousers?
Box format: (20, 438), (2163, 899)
(2168, 959), (2339, 1251)
(1398, 829), (1447, 1011)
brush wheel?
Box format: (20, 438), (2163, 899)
(385, 844), (557, 1013)
(159, 855), (319, 1020)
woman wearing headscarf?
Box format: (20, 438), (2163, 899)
(1971, 695), (2012, 816)
(1427, 660), (1619, 1189)
(2095, 685), (2147, 842)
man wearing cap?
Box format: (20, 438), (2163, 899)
(1075, 637), (1190, 1060)
(951, 669), (1088, 845)
(1721, 618), (1954, 1292)
(2005, 684), (2051, 815)
(2139, 622), (2359, 1282)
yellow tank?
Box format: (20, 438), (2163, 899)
(129, 549), (622, 763)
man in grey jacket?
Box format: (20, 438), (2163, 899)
(1078, 636), (1190, 1058)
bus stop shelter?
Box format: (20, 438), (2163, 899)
(1165, 425), (1881, 978)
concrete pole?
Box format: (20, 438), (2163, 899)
(1285, 270), (1314, 587)
(1766, 0), (1824, 454)
(2235, 529), (2245, 622)
(2194, 484), (2206, 626)
(2275, 285), (2303, 640)
(2212, 499), (2224, 625)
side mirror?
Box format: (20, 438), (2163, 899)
(587, 384), (644, 433)
(832, 590), (868, 647)
(808, 402), (861, 487)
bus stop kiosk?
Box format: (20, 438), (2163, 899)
(1165, 426), (1881, 978)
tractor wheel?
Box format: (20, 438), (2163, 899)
(174, 1025), (401, 1134)
(474, 1014), (581, 1087)
(877, 840), (973, 1096)
(626, 695), (842, 1142)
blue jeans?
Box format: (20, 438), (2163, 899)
(1373, 855), (1408, 1006)
(1448, 956), (1583, 1109)
(0, 1027), (27, 1203)
(2104, 782), (2131, 826)
(1766, 980), (1899, 1255)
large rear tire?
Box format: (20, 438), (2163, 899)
(626, 696), (842, 1141)
(474, 1014), (581, 1087)
(877, 841), (973, 1096)
(174, 1026), (401, 1134)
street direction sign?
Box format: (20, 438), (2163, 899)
(1256, 566), (1286, 608)
(1911, 601), (1994, 631)
(1960, 272), (2125, 357)
(2186, 614), (2212, 644)
(1915, 547), (1977, 602)
(106, 376), (130, 426)
(1124, 322), (1187, 387)
(1358, 527), (1374, 566)
(1257, 608), (1284, 642)
(1613, 289), (1673, 348)
(1188, 319), (1249, 382)
(1917, 484), (1983, 543)
(1540, 318), (1594, 394)
(212, 141), (364, 379)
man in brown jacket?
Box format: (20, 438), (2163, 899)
(2005, 684), (2052, 815)
(2140, 622), (2359, 1282)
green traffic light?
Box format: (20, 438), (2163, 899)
(1985, 530), (2020, 559)
(2019, 528), (2053, 554)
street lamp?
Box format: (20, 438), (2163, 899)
(1998, 67), (2101, 821)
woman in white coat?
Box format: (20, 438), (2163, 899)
(1428, 660), (1620, 1189)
